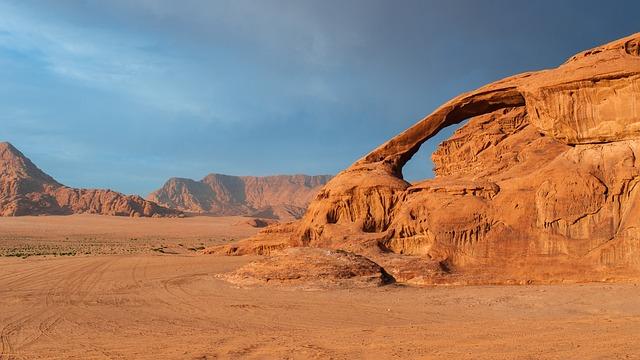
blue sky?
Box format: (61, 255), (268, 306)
(2, 0), (639, 196)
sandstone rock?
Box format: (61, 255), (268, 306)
(211, 33), (640, 284)
(220, 247), (394, 289)
(0, 142), (180, 217)
(148, 174), (331, 220)
(241, 218), (278, 228)
(205, 222), (297, 256)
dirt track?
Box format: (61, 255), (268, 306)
(1, 253), (639, 359)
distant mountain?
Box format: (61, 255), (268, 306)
(148, 173), (332, 220)
(0, 142), (180, 217)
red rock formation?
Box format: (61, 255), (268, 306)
(0, 142), (180, 217)
(210, 33), (640, 284)
(222, 247), (394, 289)
(148, 173), (331, 220)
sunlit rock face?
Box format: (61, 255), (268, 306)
(526, 35), (640, 144)
(526, 76), (640, 144)
(211, 33), (640, 284)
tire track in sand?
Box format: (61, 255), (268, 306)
(0, 257), (115, 359)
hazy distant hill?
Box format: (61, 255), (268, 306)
(148, 173), (331, 220)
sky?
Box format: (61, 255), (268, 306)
(1, 0), (639, 196)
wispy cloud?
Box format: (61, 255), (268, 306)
(0, 2), (215, 120)
(2, 0), (636, 196)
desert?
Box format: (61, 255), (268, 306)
(1, 215), (639, 359)
(2, 2), (640, 359)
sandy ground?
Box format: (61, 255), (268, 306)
(0, 215), (260, 257)
(0, 255), (638, 359)
(1, 216), (639, 359)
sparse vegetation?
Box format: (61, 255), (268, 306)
(0, 215), (259, 258)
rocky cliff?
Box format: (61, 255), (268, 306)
(0, 142), (180, 217)
(148, 174), (331, 220)
(209, 33), (640, 285)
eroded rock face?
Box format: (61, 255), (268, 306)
(0, 142), (180, 217)
(214, 33), (640, 284)
(148, 174), (331, 220)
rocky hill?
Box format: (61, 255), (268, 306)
(0, 142), (180, 217)
(209, 33), (640, 285)
(148, 174), (331, 220)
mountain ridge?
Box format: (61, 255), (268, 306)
(0, 142), (180, 217)
(148, 173), (331, 220)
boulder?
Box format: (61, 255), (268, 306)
(221, 247), (394, 289)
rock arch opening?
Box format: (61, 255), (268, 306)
(355, 88), (526, 178)
(362, 88), (527, 181)
(401, 120), (469, 183)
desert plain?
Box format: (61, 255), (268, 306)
(0, 215), (638, 360)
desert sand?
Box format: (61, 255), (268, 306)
(0, 254), (639, 359)
(0, 215), (259, 257)
(0, 216), (638, 359)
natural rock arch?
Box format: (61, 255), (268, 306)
(355, 88), (526, 177)
(297, 31), (640, 250)
(210, 33), (640, 285)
